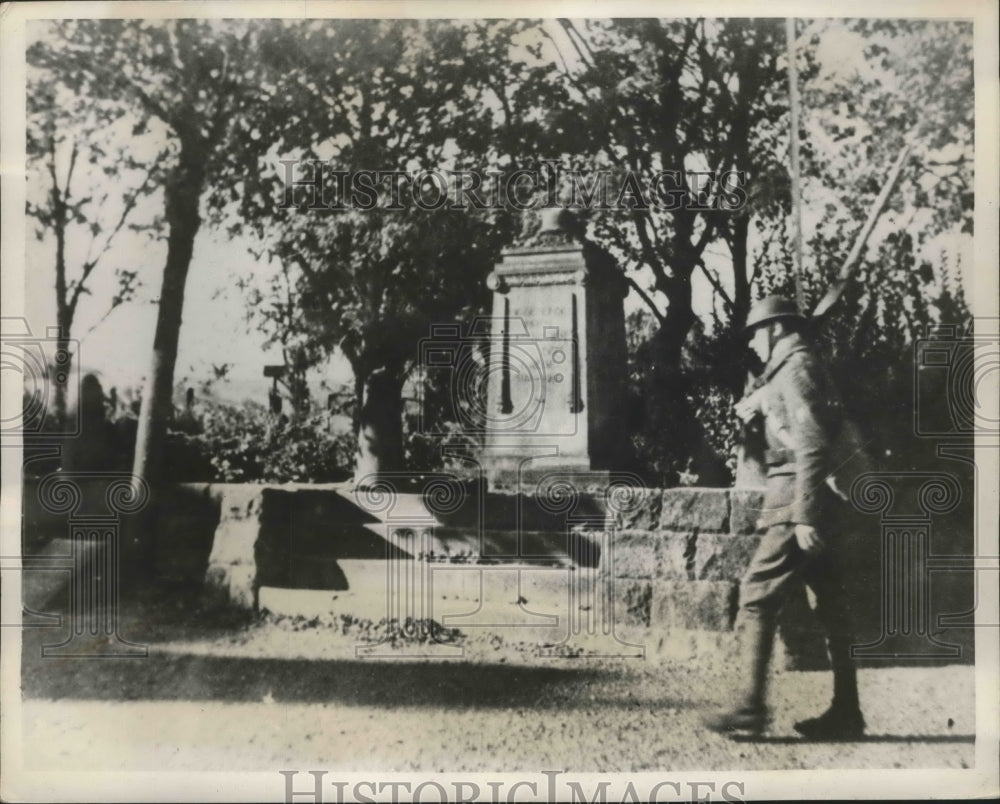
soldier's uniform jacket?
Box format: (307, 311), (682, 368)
(755, 332), (843, 530)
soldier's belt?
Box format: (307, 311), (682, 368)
(764, 448), (795, 466)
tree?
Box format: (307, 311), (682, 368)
(544, 18), (971, 481)
(523, 19), (793, 481)
(788, 19), (973, 467)
(29, 19), (285, 484)
(544, 19), (791, 357)
(25, 54), (165, 424)
(274, 206), (505, 476)
(235, 20), (537, 477)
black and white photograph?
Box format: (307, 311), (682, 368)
(1, 1), (997, 801)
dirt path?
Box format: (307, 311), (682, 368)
(17, 598), (976, 774)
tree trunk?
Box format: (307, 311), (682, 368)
(52, 201), (71, 428)
(730, 215), (767, 488)
(131, 140), (206, 485)
(730, 214), (751, 330)
(354, 368), (405, 482)
(52, 337), (72, 433)
(658, 271), (695, 367)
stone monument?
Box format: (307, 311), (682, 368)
(482, 209), (628, 486)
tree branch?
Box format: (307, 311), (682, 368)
(625, 273), (667, 324)
(749, 220), (781, 286)
(69, 151), (165, 320)
(64, 138), (80, 197)
(204, 45), (233, 148)
(632, 211), (666, 279)
(539, 24), (592, 99)
(696, 258), (734, 311)
(556, 19), (595, 68)
(283, 241), (340, 311)
(692, 216), (717, 260)
(82, 150), (165, 273)
(80, 294), (128, 341)
(130, 82), (173, 127)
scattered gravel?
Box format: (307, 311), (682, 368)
(18, 588), (976, 774)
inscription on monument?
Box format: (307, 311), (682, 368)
(483, 230), (627, 479)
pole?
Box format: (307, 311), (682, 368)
(738, 16), (805, 489)
(786, 17), (804, 309)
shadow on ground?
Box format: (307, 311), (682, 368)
(733, 734), (975, 745)
(21, 584), (643, 709)
(22, 646), (690, 711)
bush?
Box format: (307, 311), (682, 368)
(178, 400), (356, 483)
(626, 311), (736, 487)
(403, 419), (484, 475)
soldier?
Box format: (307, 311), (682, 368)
(705, 295), (865, 740)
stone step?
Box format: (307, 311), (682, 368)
(362, 525), (602, 567)
(288, 559), (599, 601)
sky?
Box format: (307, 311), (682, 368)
(22, 17), (974, 411)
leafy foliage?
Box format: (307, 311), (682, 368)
(26, 18), (974, 487)
(749, 19), (974, 471)
(28, 19), (301, 482)
(626, 18), (973, 482)
(233, 20), (531, 474)
(26, 33), (168, 422)
(175, 400), (356, 483)
(544, 19), (796, 333)
(626, 310), (737, 485)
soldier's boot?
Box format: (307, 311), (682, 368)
(794, 636), (865, 740)
(704, 614), (774, 737)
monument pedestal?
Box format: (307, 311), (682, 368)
(482, 216), (629, 488)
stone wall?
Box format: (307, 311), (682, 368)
(152, 483), (828, 666)
(607, 484), (976, 667)
(606, 487), (835, 669)
(21, 479), (975, 666)
(608, 487), (761, 631)
(154, 483), (365, 609)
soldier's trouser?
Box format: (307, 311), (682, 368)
(735, 523), (859, 713)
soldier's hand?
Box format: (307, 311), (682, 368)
(794, 524), (824, 556)
(735, 389), (763, 423)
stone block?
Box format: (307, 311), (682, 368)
(518, 491), (607, 532)
(225, 563), (257, 610)
(255, 540), (293, 588)
(659, 488), (729, 533)
(216, 484), (267, 520)
(287, 556), (350, 591)
(606, 531), (659, 578)
(285, 488), (385, 553)
(202, 564), (228, 600)
(204, 562), (256, 610)
(462, 489), (606, 533)
(730, 488), (764, 535)
(656, 530), (697, 580)
(608, 487), (662, 531)
(651, 579), (738, 631)
(692, 532), (761, 581)
(205, 517), (261, 567)
(613, 580), (652, 627)
(153, 485), (221, 582)
(200, 487), (283, 610)
(616, 529), (759, 584)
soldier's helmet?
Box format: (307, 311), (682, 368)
(744, 295), (805, 333)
